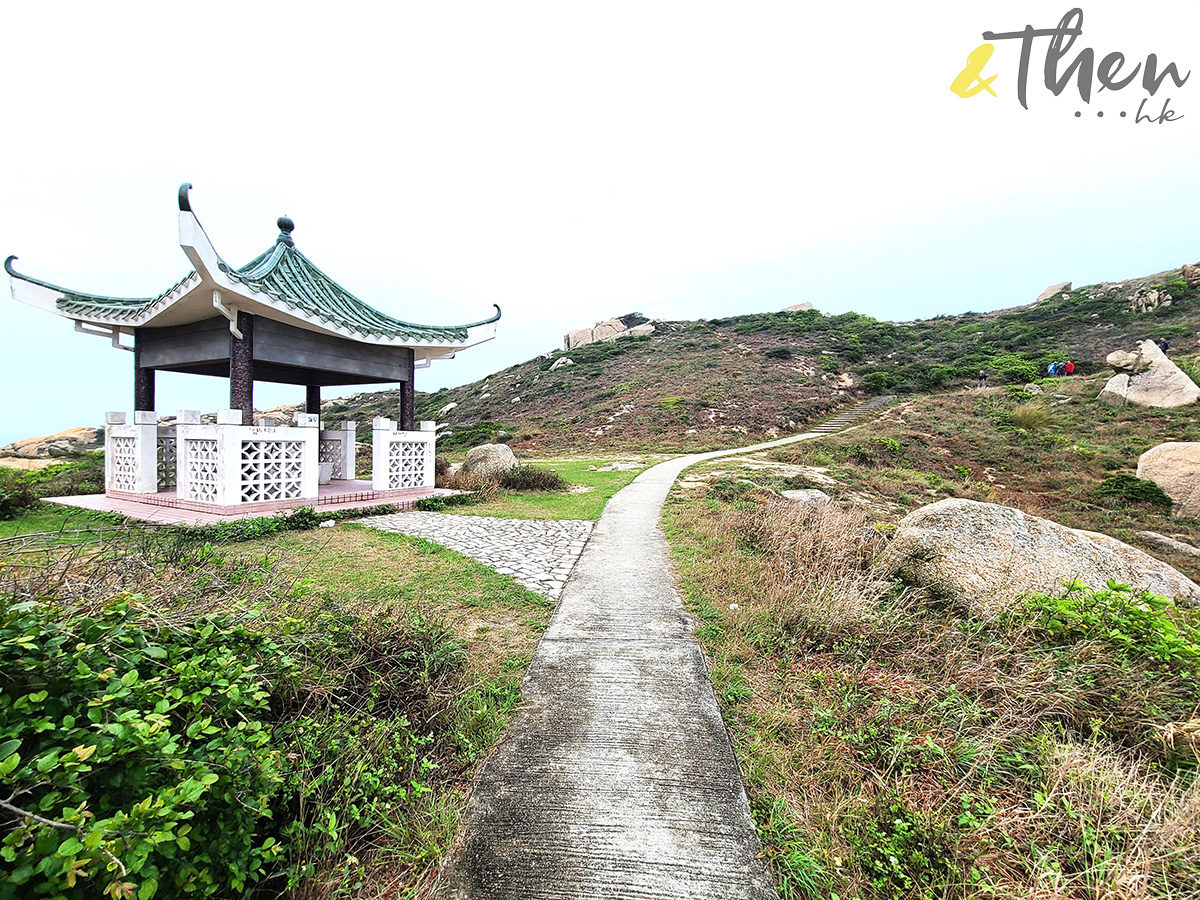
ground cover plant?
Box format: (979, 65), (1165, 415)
(0, 517), (552, 899)
(664, 489), (1200, 900)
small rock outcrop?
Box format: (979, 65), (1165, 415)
(564, 314), (656, 351)
(1137, 531), (1200, 559)
(549, 356), (575, 371)
(1138, 442), (1200, 516)
(781, 489), (831, 507)
(781, 302), (814, 312)
(0, 426), (104, 458)
(877, 498), (1200, 612)
(460, 443), (518, 479)
(1035, 282), (1072, 302)
(1097, 340), (1200, 408)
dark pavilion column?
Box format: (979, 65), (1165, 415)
(230, 311), (255, 423)
(399, 351), (415, 430)
(133, 331), (155, 411)
(306, 384), (321, 415)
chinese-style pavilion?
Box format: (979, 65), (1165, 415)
(6, 184), (500, 517)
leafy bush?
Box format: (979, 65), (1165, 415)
(1022, 581), (1200, 670)
(764, 347), (793, 360)
(499, 466), (566, 492)
(0, 533), (480, 899)
(0, 456), (106, 520)
(0, 597), (285, 899)
(1095, 474), (1173, 509)
(988, 353), (1040, 385)
(0, 479), (38, 520)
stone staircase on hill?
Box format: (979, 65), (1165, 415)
(808, 395), (898, 434)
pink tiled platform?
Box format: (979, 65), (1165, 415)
(46, 481), (446, 526)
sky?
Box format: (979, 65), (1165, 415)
(1, 1), (1197, 443)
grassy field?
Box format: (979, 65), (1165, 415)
(0, 504), (119, 540)
(440, 457), (654, 520)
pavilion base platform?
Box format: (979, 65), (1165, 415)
(45, 481), (451, 527)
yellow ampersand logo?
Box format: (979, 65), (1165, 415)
(951, 43), (999, 98)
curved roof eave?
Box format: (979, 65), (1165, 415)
(6, 185), (502, 353)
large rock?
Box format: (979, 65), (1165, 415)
(0, 426), (104, 458)
(563, 314), (656, 351)
(1035, 282), (1072, 302)
(460, 443), (518, 479)
(1138, 442), (1200, 516)
(1097, 340), (1200, 408)
(877, 498), (1200, 612)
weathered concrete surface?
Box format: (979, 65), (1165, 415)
(436, 431), (825, 899)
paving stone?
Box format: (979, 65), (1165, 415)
(359, 511), (595, 599)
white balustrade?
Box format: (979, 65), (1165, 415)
(104, 411), (158, 494)
(371, 418), (436, 491)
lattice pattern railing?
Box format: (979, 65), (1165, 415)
(240, 440), (304, 503)
(387, 441), (427, 489)
(157, 436), (177, 489)
(184, 439), (220, 503)
(109, 436), (139, 492)
(319, 438), (344, 480)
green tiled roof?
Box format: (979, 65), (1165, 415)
(6, 240), (499, 343)
(217, 242), (483, 341)
(54, 274), (195, 322)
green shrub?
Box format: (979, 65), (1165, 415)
(764, 347), (793, 360)
(0, 479), (38, 520)
(0, 598), (285, 899)
(1022, 582), (1200, 669)
(0, 456), (106, 520)
(499, 466), (566, 492)
(1095, 474), (1173, 509)
(988, 353), (1040, 385)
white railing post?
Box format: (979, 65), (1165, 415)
(371, 417), (396, 491)
(104, 411), (158, 495)
(317, 420), (357, 482)
(296, 414), (321, 498)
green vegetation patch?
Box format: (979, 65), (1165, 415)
(0, 516), (551, 898)
(439, 458), (646, 520)
(664, 484), (1200, 899)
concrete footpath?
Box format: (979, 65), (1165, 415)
(435, 431), (826, 899)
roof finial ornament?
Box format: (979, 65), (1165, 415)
(178, 183), (193, 212)
(276, 215), (295, 247)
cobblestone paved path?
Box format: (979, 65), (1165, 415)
(359, 511), (594, 600)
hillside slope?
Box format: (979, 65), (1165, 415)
(317, 261), (1200, 454)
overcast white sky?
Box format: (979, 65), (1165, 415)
(2, 1), (1197, 443)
